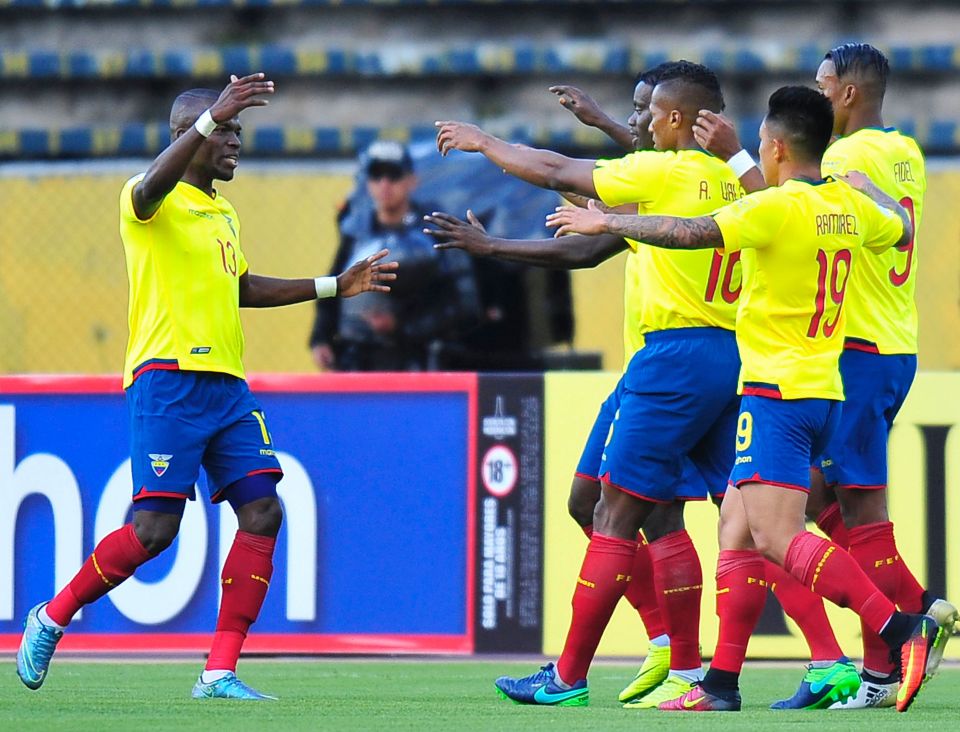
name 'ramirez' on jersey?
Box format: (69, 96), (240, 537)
(119, 174), (248, 388)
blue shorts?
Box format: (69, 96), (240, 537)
(599, 327), (740, 503)
(819, 349), (916, 489)
(127, 369), (283, 503)
(576, 375), (727, 501)
(575, 378), (623, 481)
(730, 395), (841, 492)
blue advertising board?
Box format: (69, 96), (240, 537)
(0, 373), (476, 653)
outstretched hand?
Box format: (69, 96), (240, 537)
(545, 200), (609, 237)
(423, 210), (493, 255)
(692, 110), (741, 160)
(336, 248), (399, 298)
(435, 121), (488, 156)
(209, 73), (275, 123)
(548, 85), (605, 127)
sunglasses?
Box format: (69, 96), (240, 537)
(367, 167), (406, 182)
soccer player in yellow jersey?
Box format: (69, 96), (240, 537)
(436, 61), (744, 707)
(16, 74), (397, 699)
(696, 42), (958, 708)
(549, 85), (946, 714)
(814, 43), (958, 708)
(430, 63), (715, 705)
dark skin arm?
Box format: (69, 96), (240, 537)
(239, 249), (399, 308)
(549, 84), (634, 151)
(424, 211), (627, 269)
(693, 110), (767, 194)
(133, 73), (275, 220)
(435, 120), (598, 198)
(546, 201), (724, 251)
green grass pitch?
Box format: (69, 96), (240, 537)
(0, 659), (956, 730)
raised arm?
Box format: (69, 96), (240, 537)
(546, 202), (724, 251)
(133, 73), (275, 220)
(549, 85), (634, 152)
(240, 249), (399, 308)
(435, 120), (598, 198)
(693, 110), (767, 194)
(424, 211), (627, 269)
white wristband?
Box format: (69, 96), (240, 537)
(314, 276), (338, 299)
(194, 109), (217, 138)
(727, 149), (758, 178)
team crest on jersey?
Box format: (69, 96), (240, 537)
(149, 454), (173, 477)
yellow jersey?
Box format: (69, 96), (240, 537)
(713, 178), (904, 400)
(821, 127), (925, 354)
(622, 249), (644, 364)
(594, 149), (744, 347)
(119, 174), (249, 388)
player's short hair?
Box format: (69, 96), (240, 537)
(765, 86), (834, 162)
(169, 88), (219, 131)
(634, 62), (672, 88)
(651, 60), (725, 113)
(825, 43), (889, 96)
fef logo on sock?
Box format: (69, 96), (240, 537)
(149, 453), (173, 477)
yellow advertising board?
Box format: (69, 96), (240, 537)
(543, 371), (959, 661)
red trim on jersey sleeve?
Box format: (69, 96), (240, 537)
(574, 471), (601, 483)
(843, 337), (881, 354)
(131, 359), (181, 382)
(741, 382), (783, 399)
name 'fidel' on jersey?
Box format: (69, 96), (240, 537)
(821, 127), (926, 355)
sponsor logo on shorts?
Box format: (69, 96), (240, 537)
(735, 455), (752, 465)
(149, 453), (172, 477)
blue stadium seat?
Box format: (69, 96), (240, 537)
(2, 41), (957, 81)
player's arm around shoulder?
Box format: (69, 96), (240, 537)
(837, 171), (912, 251)
(545, 199), (724, 251)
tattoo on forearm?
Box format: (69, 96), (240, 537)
(605, 215), (722, 250)
(561, 192), (594, 209)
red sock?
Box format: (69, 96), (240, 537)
(848, 521), (903, 674)
(711, 550), (766, 674)
(766, 560), (843, 661)
(896, 560), (927, 613)
(815, 502), (849, 549)
(206, 531), (276, 672)
(46, 524), (152, 626)
(783, 531), (894, 637)
(557, 532), (637, 683)
(648, 530), (702, 669)
(623, 534), (668, 641)
(581, 524), (593, 539)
